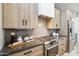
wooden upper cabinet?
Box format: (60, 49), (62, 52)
(54, 8), (61, 29)
(46, 8), (61, 29)
(17, 3), (30, 29)
(24, 3), (38, 29)
(46, 18), (57, 29)
(16, 4), (25, 29)
(3, 3), (18, 28)
(3, 3), (38, 29)
(28, 3), (38, 29)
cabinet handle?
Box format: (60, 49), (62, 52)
(62, 50), (64, 52)
(24, 51), (32, 55)
(22, 20), (24, 26)
(25, 20), (27, 25)
(62, 44), (64, 45)
(56, 24), (58, 27)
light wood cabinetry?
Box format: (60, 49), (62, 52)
(10, 45), (44, 56)
(3, 3), (18, 28)
(46, 8), (60, 29)
(3, 3), (38, 29)
(26, 3), (38, 29)
(16, 4), (25, 29)
(46, 18), (57, 29)
(54, 8), (61, 29)
(58, 37), (67, 55)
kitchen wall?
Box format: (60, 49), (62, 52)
(0, 4), (4, 50)
(32, 17), (49, 37)
(76, 12), (79, 17)
(4, 17), (58, 44)
(32, 17), (59, 37)
(5, 29), (33, 44)
(48, 29), (59, 35)
(73, 17), (79, 43)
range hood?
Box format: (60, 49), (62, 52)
(38, 3), (54, 18)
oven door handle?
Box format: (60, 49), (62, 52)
(47, 44), (58, 50)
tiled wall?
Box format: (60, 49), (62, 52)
(4, 29), (33, 44)
(32, 17), (49, 37)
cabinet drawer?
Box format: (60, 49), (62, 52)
(58, 38), (67, 55)
(10, 48), (32, 56)
(58, 45), (65, 55)
(10, 45), (43, 56)
(58, 44), (66, 55)
(59, 38), (65, 42)
(59, 44), (65, 50)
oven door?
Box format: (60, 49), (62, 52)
(47, 44), (58, 56)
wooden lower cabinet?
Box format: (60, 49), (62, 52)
(58, 37), (67, 55)
(10, 45), (44, 56)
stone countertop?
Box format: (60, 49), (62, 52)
(0, 39), (43, 56)
(36, 35), (67, 42)
(0, 35), (67, 56)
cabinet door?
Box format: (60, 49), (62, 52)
(58, 42), (65, 55)
(46, 19), (57, 29)
(17, 3), (25, 29)
(58, 37), (67, 55)
(3, 3), (38, 29)
(24, 3), (38, 29)
(30, 3), (38, 28)
(3, 3), (18, 28)
(54, 8), (60, 29)
(24, 3), (31, 29)
(46, 8), (60, 29)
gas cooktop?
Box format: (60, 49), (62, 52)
(38, 36), (54, 42)
(38, 36), (58, 47)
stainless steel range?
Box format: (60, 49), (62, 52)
(39, 36), (58, 56)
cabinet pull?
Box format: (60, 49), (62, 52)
(56, 24), (58, 27)
(22, 20), (24, 26)
(24, 51), (32, 55)
(25, 20), (27, 25)
(62, 50), (64, 52)
(62, 44), (64, 45)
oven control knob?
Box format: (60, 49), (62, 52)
(45, 41), (50, 47)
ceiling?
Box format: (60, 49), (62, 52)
(55, 3), (79, 13)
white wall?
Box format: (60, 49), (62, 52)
(73, 17), (79, 43)
(0, 4), (4, 50)
(74, 17), (79, 33)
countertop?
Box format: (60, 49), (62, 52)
(0, 39), (43, 56)
(0, 35), (67, 56)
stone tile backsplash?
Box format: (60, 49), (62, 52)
(4, 29), (33, 44)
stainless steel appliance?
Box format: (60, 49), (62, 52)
(67, 19), (77, 52)
(46, 44), (58, 56)
(39, 37), (58, 56)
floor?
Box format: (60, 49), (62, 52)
(63, 42), (79, 56)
